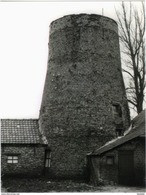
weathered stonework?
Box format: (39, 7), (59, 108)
(89, 137), (145, 186)
(1, 144), (46, 176)
(39, 14), (130, 178)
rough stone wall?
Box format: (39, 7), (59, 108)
(1, 144), (46, 176)
(99, 151), (118, 185)
(90, 137), (145, 185)
(134, 138), (145, 185)
(40, 14), (130, 178)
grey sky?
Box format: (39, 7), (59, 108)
(0, 2), (143, 119)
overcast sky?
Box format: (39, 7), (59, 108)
(0, 2), (143, 119)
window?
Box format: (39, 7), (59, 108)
(112, 104), (124, 137)
(45, 150), (51, 168)
(106, 156), (114, 165)
(112, 104), (122, 118)
(7, 156), (18, 164)
(116, 128), (124, 137)
(116, 123), (124, 137)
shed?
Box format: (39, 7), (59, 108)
(1, 119), (48, 177)
(88, 110), (145, 186)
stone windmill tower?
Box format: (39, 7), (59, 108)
(39, 14), (130, 178)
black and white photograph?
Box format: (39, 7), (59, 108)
(0, 0), (145, 193)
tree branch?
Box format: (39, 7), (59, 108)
(122, 69), (134, 78)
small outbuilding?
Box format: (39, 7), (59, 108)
(1, 119), (48, 177)
(88, 110), (145, 186)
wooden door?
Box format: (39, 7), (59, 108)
(118, 150), (135, 186)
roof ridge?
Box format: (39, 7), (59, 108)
(90, 122), (145, 156)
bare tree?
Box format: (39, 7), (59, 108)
(115, 2), (145, 114)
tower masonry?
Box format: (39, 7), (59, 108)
(39, 14), (130, 178)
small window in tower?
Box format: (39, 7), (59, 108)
(106, 156), (114, 165)
(116, 128), (124, 137)
(112, 104), (122, 118)
(116, 123), (124, 137)
(45, 150), (51, 168)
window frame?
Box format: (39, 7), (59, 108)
(7, 155), (19, 164)
(112, 104), (122, 118)
(106, 155), (115, 165)
(45, 150), (51, 168)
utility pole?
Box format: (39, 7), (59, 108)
(102, 8), (104, 16)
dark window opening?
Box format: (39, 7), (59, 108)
(112, 104), (124, 137)
(45, 150), (51, 168)
(116, 123), (124, 137)
(116, 128), (124, 137)
(112, 104), (122, 118)
(106, 156), (114, 165)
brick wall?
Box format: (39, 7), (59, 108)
(40, 14), (130, 178)
(1, 144), (46, 177)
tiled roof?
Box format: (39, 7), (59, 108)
(89, 110), (145, 156)
(1, 119), (47, 145)
(130, 109), (145, 135)
(123, 110), (145, 136)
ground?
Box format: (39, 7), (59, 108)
(2, 178), (145, 193)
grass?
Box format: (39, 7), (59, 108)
(2, 177), (100, 192)
(2, 177), (145, 193)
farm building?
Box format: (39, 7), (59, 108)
(88, 110), (145, 186)
(1, 119), (48, 177)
